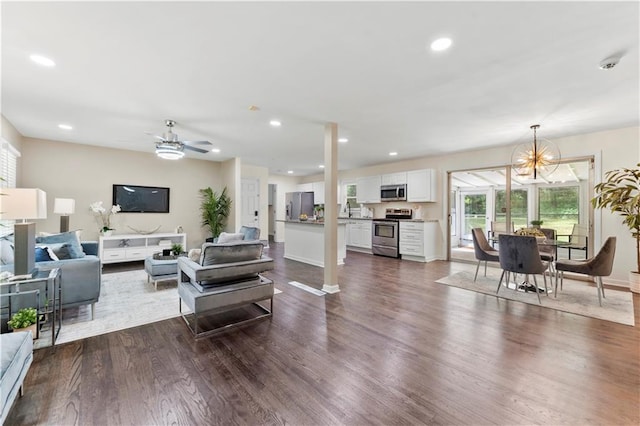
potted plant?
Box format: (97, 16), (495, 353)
(530, 220), (544, 228)
(592, 163), (640, 293)
(171, 243), (184, 256)
(199, 187), (232, 241)
(7, 307), (38, 338)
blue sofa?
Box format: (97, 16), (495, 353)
(1, 234), (101, 320)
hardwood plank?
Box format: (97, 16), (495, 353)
(7, 242), (639, 425)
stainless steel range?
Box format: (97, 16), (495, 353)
(372, 208), (412, 258)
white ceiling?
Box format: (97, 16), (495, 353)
(2, 1), (638, 176)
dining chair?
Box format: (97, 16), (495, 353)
(471, 228), (499, 282)
(496, 234), (549, 303)
(554, 237), (616, 306)
(538, 228), (557, 275)
(557, 224), (588, 259)
(488, 221), (514, 247)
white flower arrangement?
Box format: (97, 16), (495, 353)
(90, 201), (121, 232)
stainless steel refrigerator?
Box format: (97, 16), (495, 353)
(285, 192), (315, 220)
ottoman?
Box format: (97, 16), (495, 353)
(144, 256), (179, 289)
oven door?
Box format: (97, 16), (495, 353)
(372, 220), (399, 257)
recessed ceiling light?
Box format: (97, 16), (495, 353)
(319, 165), (325, 169)
(211, 148), (221, 153)
(270, 120), (282, 127)
(389, 152), (398, 156)
(287, 170), (294, 174)
(338, 138), (348, 143)
(58, 124), (72, 130)
(30, 54), (55, 67)
(430, 37), (452, 52)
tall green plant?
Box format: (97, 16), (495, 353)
(199, 187), (232, 238)
(592, 163), (640, 273)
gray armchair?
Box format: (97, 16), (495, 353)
(555, 237), (616, 306)
(177, 240), (274, 338)
(471, 228), (499, 282)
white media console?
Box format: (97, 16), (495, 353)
(98, 233), (187, 264)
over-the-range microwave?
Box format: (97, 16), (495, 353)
(380, 184), (407, 202)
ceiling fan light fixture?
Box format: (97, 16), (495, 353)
(155, 143), (185, 160)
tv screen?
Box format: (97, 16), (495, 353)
(112, 184), (170, 213)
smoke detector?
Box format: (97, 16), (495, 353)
(599, 56), (620, 70)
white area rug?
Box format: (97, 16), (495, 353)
(436, 270), (634, 326)
(57, 270), (181, 344)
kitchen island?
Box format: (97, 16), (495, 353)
(279, 220), (347, 267)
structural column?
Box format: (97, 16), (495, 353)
(322, 122), (340, 293)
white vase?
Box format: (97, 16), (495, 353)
(101, 230), (113, 237)
(629, 271), (640, 293)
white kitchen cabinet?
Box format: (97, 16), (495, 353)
(407, 169), (437, 202)
(346, 220), (372, 250)
(381, 172), (407, 185)
(399, 221), (438, 262)
(297, 183), (313, 192)
(99, 233), (187, 264)
(356, 175), (381, 203)
(312, 181), (324, 205)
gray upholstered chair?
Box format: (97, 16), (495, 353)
(496, 234), (549, 303)
(471, 228), (499, 282)
(554, 237), (616, 306)
(538, 228), (557, 275)
(557, 224), (588, 259)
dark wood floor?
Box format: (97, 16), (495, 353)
(7, 242), (639, 425)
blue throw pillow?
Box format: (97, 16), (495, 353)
(35, 231), (85, 259)
(35, 246), (53, 262)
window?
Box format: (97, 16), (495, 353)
(495, 188), (528, 229)
(538, 186), (580, 235)
(345, 183), (358, 208)
(1, 139), (20, 236)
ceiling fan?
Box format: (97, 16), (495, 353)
(150, 119), (212, 160)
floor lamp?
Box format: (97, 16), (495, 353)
(1, 188), (47, 275)
(54, 198), (75, 232)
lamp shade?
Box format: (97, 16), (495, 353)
(1, 188), (47, 220)
(54, 198), (76, 215)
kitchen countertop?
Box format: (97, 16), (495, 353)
(337, 217), (438, 223)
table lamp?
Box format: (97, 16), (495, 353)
(53, 198), (75, 232)
(1, 188), (47, 275)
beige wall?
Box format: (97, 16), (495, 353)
(220, 158), (241, 233)
(21, 137), (223, 249)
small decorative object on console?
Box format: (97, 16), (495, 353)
(127, 225), (161, 235)
(90, 201), (121, 233)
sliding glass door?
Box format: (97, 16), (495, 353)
(448, 157), (593, 262)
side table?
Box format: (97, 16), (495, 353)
(0, 268), (62, 348)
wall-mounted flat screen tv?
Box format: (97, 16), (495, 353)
(113, 184), (170, 213)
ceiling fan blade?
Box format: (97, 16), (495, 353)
(183, 145), (210, 154)
(183, 140), (212, 146)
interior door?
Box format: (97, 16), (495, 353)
(241, 178), (260, 228)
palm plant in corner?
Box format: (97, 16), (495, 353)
(592, 163), (640, 293)
(199, 186), (232, 241)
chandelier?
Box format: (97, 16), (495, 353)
(155, 142), (185, 160)
(511, 124), (560, 179)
